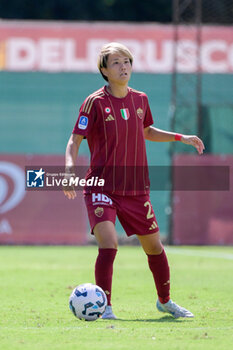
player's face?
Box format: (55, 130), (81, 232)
(102, 53), (132, 85)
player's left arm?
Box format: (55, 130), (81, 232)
(144, 126), (205, 155)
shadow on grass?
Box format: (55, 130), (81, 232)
(108, 316), (184, 323)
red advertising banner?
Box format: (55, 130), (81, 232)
(0, 21), (233, 73)
(172, 155), (233, 245)
(0, 154), (88, 245)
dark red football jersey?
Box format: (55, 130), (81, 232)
(72, 86), (154, 195)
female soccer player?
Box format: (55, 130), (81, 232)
(64, 42), (205, 319)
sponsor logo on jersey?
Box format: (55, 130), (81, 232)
(105, 114), (115, 121)
(120, 108), (130, 120)
(92, 193), (113, 205)
(105, 107), (111, 113)
(94, 207), (104, 217)
(78, 116), (88, 130)
(137, 107), (143, 119)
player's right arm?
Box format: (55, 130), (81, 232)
(63, 134), (84, 199)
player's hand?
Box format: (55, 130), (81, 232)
(181, 135), (205, 155)
(63, 187), (77, 200)
(63, 171), (77, 199)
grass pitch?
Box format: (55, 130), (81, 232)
(0, 245), (232, 350)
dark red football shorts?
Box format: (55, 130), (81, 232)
(84, 192), (159, 236)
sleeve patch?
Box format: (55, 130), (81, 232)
(78, 116), (88, 130)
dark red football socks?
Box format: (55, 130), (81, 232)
(147, 249), (170, 304)
(95, 248), (117, 306)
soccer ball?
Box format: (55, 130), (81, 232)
(69, 283), (107, 321)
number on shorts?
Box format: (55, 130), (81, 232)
(144, 201), (154, 219)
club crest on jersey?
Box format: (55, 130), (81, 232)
(105, 107), (111, 114)
(120, 108), (130, 120)
(78, 116), (88, 130)
(94, 207), (104, 217)
(137, 108), (143, 119)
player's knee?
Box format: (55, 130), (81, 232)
(97, 240), (118, 249)
(137, 232), (163, 255)
(93, 223), (118, 249)
(101, 234), (118, 249)
(146, 245), (163, 255)
(149, 239), (163, 255)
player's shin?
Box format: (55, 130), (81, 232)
(95, 248), (117, 305)
(147, 249), (170, 304)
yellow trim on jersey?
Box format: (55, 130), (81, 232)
(82, 89), (105, 114)
(130, 87), (145, 95)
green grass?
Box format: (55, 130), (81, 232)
(0, 246), (232, 350)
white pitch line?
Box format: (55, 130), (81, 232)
(165, 247), (233, 260)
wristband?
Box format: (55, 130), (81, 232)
(175, 133), (183, 141)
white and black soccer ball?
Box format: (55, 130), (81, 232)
(69, 283), (107, 321)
